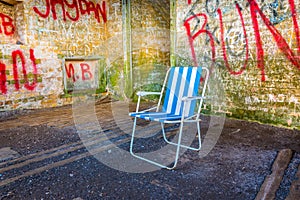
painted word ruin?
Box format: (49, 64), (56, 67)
(33, 0), (107, 23)
(0, 49), (38, 94)
(184, 0), (300, 81)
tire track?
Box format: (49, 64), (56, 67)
(0, 120), (170, 187)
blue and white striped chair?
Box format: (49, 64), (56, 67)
(129, 66), (209, 169)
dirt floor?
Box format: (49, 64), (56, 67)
(0, 98), (299, 199)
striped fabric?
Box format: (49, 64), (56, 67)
(130, 66), (202, 122)
(129, 112), (183, 122)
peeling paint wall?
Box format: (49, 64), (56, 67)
(174, 0), (300, 128)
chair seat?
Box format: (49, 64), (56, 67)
(129, 112), (183, 122)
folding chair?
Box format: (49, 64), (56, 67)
(129, 66), (209, 169)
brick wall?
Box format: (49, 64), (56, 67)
(0, 0), (112, 109)
(0, 0), (299, 128)
(174, 0), (300, 128)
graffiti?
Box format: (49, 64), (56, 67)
(249, 0), (300, 81)
(112, 2), (121, 18)
(0, 49), (38, 94)
(0, 62), (7, 94)
(28, 0), (107, 57)
(245, 94), (298, 104)
(64, 59), (100, 90)
(260, 0), (291, 24)
(0, 12), (14, 36)
(12, 49), (38, 91)
(225, 26), (246, 57)
(205, 0), (219, 16)
(33, 0), (107, 24)
(183, 0), (300, 81)
(65, 62), (93, 82)
(218, 4), (249, 75)
(184, 13), (215, 67)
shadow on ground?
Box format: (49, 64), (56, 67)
(0, 99), (299, 199)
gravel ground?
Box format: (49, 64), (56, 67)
(0, 101), (299, 199)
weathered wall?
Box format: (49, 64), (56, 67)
(0, 0), (171, 108)
(174, 0), (300, 128)
(1, 0), (299, 128)
(108, 0), (171, 98)
(0, 0), (112, 109)
(131, 0), (170, 91)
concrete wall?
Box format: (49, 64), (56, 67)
(174, 0), (300, 128)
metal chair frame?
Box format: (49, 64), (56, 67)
(129, 66), (209, 170)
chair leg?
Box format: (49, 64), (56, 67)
(130, 117), (183, 170)
(129, 117), (137, 155)
(196, 121), (201, 150)
(161, 122), (201, 151)
(171, 121), (184, 169)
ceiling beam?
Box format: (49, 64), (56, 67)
(0, 0), (23, 6)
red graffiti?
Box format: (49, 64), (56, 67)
(65, 0), (80, 21)
(248, 0), (300, 81)
(0, 49), (38, 94)
(65, 63), (76, 82)
(0, 12), (15, 36)
(184, 13), (216, 67)
(0, 62), (7, 94)
(289, 0), (300, 56)
(12, 49), (38, 91)
(28, 49), (38, 90)
(65, 62), (93, 82)
(218, 4), (249, 75)
(184, 0), (300, 81)
(33, 0), (107, 24)
(80, 63), (93, 81)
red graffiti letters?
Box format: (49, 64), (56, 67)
(65, 62), (93, 82)
(33, 0), (107, 23)
(289, 0), (300, 53)
(0, 12), (15, 36)
(65, 63), (76, 82)
(12, 49), (38, 91)
(184, 13), (215, 67)
(0, 62), (7, 94)
(248, 0), (300, 81)
(0, 49), (38, 94)
(218, 4), (249, 76)
(184, 0), (300, 81)
(80, 63), (93, 81)
(28, 49), (38, 90)
(64, 0), (80, 21)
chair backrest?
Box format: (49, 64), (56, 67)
(162, 66), (203, 117)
